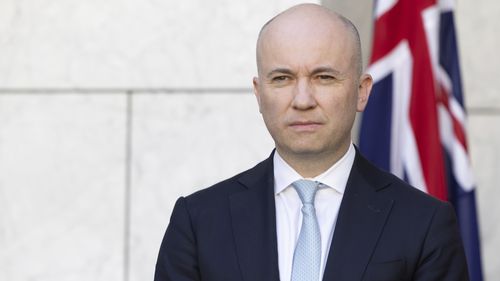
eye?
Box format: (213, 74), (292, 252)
(317, 75), (335, 80)
(272, 75), (290, 82)
(315, 74), (337, 85)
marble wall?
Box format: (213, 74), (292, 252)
(0, 94), (126, 280)
(0, 0), (498, 281)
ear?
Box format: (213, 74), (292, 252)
(253, 77), (263, 113)
(356, 73), (373, 112)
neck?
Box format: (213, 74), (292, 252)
(276, 144), (350, 178)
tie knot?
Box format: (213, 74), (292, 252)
(292, 179), (320, 204)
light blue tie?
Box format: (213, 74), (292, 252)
(291, 179), (321, 281)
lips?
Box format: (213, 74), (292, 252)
(289, 121), (323, 131)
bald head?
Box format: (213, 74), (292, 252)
(256, 4), (362, 76)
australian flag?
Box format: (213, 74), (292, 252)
(359, 0), (483, 280)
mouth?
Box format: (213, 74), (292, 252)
(289, 121), (323, 131)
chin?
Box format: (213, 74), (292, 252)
(281, 143), (327, 157)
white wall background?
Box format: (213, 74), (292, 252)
(0, 0), (498, 280)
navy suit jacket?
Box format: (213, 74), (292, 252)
(154, 151), (469, 281)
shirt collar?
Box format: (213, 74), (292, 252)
(273, 143), (356, 195)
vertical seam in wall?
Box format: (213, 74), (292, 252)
(124, 91), (133, 281)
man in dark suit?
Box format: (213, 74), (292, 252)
(154, 3), (469, 281)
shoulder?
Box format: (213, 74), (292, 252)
(352, 151), (460, 240)
(181, 153), (273, 209)
(353, 150), (448, 211)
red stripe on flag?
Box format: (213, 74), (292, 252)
(370, 0), (448, 200)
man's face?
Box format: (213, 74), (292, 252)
(253, 19), (371, 161)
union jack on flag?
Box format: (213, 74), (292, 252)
(359, 0), (483, 280)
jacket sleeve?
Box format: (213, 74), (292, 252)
(413, 201), (470, 281)
(154, 197), (201, 281)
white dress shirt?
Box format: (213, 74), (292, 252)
(274, 143), (356, 281)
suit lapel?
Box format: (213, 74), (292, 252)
(229, 154), (280, 281)
(322, 152), (394, 281)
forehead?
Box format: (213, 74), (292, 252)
(257, 12), (355, 72)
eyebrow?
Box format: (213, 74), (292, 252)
(266, 68), (295, 79)
(310, 66), (342, 76)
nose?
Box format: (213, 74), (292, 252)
(291, 78), (317, 110)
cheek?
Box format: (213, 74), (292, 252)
(321, 94), (358, 123)
(260, 92), (288, 116)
